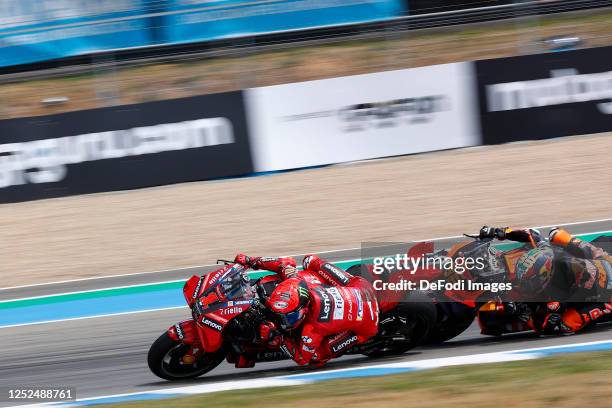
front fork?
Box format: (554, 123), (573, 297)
(167, 319), (207, 365)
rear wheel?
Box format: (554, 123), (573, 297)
(364, 291), (437, 358)
(426, 303), (476, 344)
(347, 264), (371, 280)
(147, 332), (225, 380)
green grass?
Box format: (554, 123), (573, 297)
(108, 351), (612, 408)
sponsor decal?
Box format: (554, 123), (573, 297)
(315, 287), (332, 322)
(331, 334), (358, 354)
(298, 286), (310, 299)
(306, 276), (322, 285)
(327, 287), (345, 320)
(302, 344), (315, 353)
(207, 269), (226, 286)
(256, 351), (287, 361)
(321, 263), (351, 285)
(273, 301), (289, 310)
(280, 344), (293, 358)
(347, 308), (353, 320)
(174, 324), (184, 340)
(589, 308), (603, 320)
(353, 288), (364, 321)
(192, 277), (204, 299)
(220, 306), (244, 315)
(201, 316), (223, 331)
(200, 299), (251, 314)
(302, 335), (313, 344)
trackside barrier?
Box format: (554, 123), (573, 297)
(0, 45), (610, 203)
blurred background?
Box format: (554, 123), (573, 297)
(1, 0), (611, 285)
(1, 4), (612, 406)
(1, 0), (610, 119)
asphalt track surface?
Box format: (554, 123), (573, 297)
(1, 219), (612, 407)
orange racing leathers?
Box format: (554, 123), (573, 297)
(481, 227), (612, 334)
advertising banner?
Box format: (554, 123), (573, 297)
(0, 0), (152, 67)
(162, 0), (404, 44)
(0, 0), (404, 68)
(246, 62), (481, 171)
(475, 46), (612, 144)
(0, 92), (253, 203)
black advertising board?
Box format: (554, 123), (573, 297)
(476, 45), (612, 144)
(0, 91), (253, 203)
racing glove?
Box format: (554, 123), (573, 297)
(540, 313), (574, 334)
(281, 265), (298, 279)
(281, 337), (308, 366)
(259, 321), (282, 347)
(504, 302), (531, 323)
(479, 226), (508, 240)
(537, 302), (573, 335)
(234, 253), (253, 267)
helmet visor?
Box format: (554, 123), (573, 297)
(277, 308), (306, 330)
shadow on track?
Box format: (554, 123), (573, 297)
(140, 323), (612, 389)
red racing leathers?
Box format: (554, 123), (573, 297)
(236, 254), (379, 366)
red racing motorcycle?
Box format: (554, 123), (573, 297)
(148, 260), (437, 380)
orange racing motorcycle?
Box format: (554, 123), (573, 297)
(421, 234), (612, 342)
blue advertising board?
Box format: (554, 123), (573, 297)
(160, 0), (405, 44)
(0, 0), (404, 68)
(0, 0), (152, 67)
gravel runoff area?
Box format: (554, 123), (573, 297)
(1, 132), (611, 288)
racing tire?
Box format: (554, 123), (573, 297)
(347, 264), (370, 280)
(426, 303), (476, 344)
(148, 332), (225, 380)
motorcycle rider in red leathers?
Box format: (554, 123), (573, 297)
(234, 253), (379, 366)
(479, 226), (612, 334)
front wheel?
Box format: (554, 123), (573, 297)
(147, 332), (226, 380)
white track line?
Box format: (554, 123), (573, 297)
(11, 339), (612, 408)
(2, 217), (611, 293)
